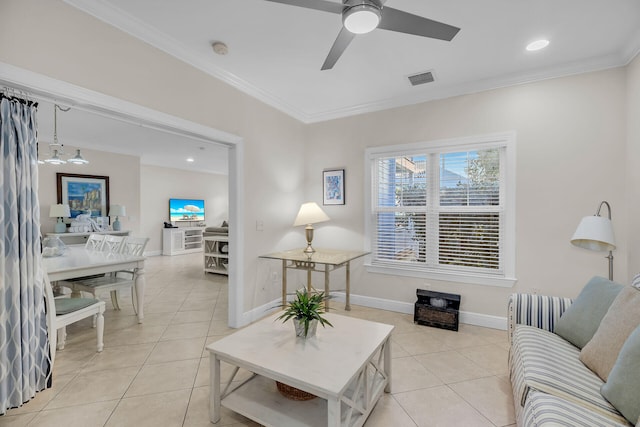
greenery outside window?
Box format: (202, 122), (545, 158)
(365, 132), (516, 287)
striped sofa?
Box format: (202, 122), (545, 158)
(508, 294), (633, 427)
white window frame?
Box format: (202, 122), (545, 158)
(364, 132), (517, 287)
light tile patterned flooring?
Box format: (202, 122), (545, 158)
(2, 253), (515, 427)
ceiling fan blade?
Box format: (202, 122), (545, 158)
(263, 0), (343, 14)
(321, 27), (356, 70)
(378, 7), (460, 41)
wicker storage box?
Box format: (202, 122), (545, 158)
(414, 289), (461, 331)
(275, 381), (316, 401)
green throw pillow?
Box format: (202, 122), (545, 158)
(601, 325), (640, 424)
(554, 276), (623, 348)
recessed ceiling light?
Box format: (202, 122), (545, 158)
(186, 157), (195, 162)
(526, 39), (549, 51)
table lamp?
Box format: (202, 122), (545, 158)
(570, 201), (615, 280)
(109, 205), (126, 231)
(293, 202), (330, 255)
(50, 204), (70, 233)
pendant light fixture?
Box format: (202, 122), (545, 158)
(43, 104), (89, 165)
(67, 149), (89, 164)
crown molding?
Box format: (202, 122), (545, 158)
(64, 0), (640, 125)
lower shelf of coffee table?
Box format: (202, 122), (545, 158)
(222, 375), (369, 427)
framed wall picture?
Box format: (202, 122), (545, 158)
(56, 173), (110, 219)
(323, 169), (345, 205)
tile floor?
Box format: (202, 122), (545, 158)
(1, 253), (515, 427)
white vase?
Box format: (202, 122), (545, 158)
(294, 318), (318, 338)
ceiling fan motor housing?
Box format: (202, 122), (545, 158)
(342, 0), (383, 8)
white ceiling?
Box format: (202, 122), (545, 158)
(36, 100), (229, 175)
(39, 0), (640, 173)
(67, 0), (640, 123)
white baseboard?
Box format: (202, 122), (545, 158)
(331, 292), (507, 330)
(239, 293), (507, 330)
(242, 299), (282, 325)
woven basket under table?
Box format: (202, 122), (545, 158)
(275, 381), (316, 401)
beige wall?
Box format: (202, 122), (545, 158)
(626, 54), (640, 281)
(140, 165), (228, 254)
(38, 146), (141, 236)
(305, 68), (629, 317)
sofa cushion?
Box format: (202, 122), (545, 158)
(522, 391), (632, 427)
(554, 276), (623, 349)
(580, 286), (640, 381)
(510, 325), (627, 424)
(600, 325), (640, 424)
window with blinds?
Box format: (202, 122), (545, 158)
(366, 134), (515, 284)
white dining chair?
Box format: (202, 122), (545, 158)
(65, 236), (149, 312)
(85, 233), (106, 251)
(44, 274), (105, 367)
(57, 233), (110, 295)
(101, 234), (125, 253)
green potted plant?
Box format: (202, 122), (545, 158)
(276, 289), (333, 338)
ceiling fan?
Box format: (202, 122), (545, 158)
(264, 0), (460, 70)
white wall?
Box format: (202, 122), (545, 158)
(140, 164), (228, 254)
(305, 67), (629, 319)
(38, 146), (141, 236)
(626, 54), (640, 280)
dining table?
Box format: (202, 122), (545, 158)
(42, 245), (146, 323)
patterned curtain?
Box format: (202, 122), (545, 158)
(0, 93), (51, 414)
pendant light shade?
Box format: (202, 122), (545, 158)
(44, 149), (66, 165)
(67, 149), (89, 164)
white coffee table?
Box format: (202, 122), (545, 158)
(207, 312), (394, 427)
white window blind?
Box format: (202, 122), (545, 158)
(366, 133), (515, 285)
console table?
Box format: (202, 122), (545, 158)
(259, 248), (369, 311)
(45, 230), (130, 246)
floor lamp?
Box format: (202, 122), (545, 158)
(570, 201), (616, 280)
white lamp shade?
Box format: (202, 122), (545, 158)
(293, 202), (330, 227)
(571, 215), (616, 252)
(109, 205), (126, 217)
(49, 204), (70, 218)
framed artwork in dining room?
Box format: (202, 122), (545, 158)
(56, 173), (110, 219)
(323, 169), (345, 205)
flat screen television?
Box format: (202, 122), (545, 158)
(169, 198), (205, 222)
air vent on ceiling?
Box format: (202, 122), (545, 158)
(408, 71), (435, 86)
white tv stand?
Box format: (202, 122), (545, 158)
(162, 227), (204, 256)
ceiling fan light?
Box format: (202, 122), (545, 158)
(67, 149), (89, 164)
(343, 4), (381, 34)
